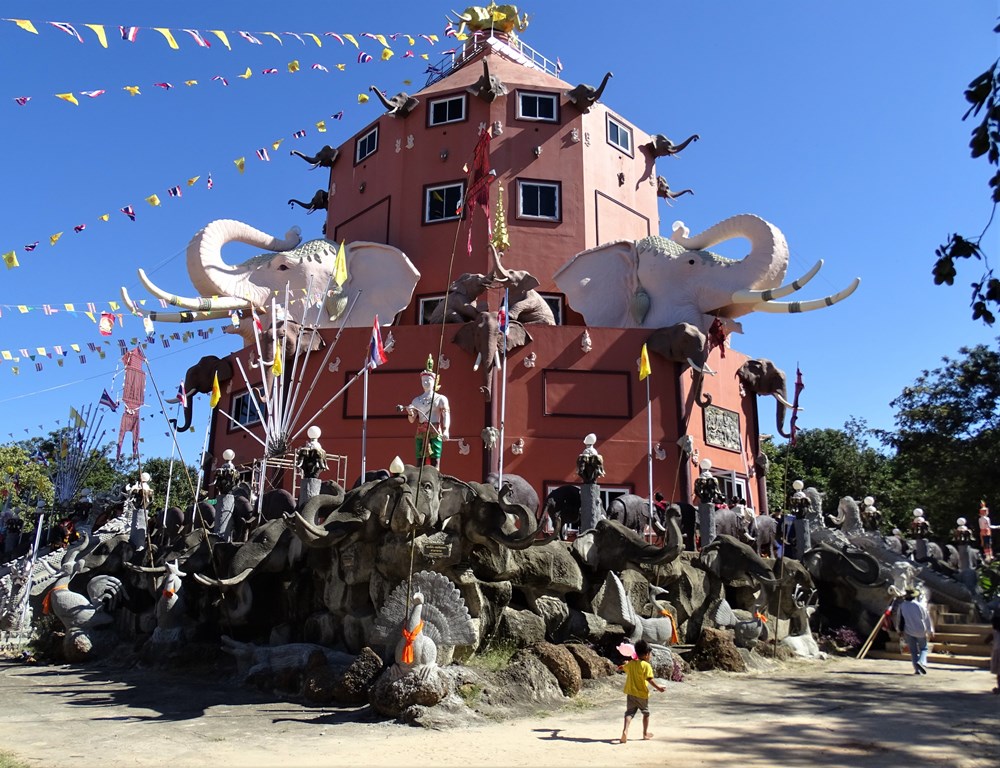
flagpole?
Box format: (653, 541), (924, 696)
(162, 400), (182, 518)
(646, 374), (654, 540)
(361, 366), (370, 479)
(497, 289), (509, 485)
(192, 410), (212, 510)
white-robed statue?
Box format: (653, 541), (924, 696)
(402, 356), (450, 468)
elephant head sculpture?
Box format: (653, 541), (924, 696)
(490, 244), (556, 325)
(802, 542), (883, 587)
(467, 58), (508, 103)
(697, 534), (781, 586)
(168, 354), (234, 432)
(450, 5), (528, 36)
(656, 176), (694, 201)
(565, 72), (613, 113)
(289, 145), (339, 168)
(448, 479), (545, 552)
(452, 310), (531, 400)
(287, 189), (329, 214)
(427, 271), (497, 324)
(736, 358), (794, 439)
(554, 214), (860, 334)
(572, 515), (683, 573)
(646, 323), (715, 407)
(369, 86), (420, 118)
(644, 133), (700, 158)
(123, 218), (420, 348)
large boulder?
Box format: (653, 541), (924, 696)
(564, 642), (616, 679)
(494, 606), (546, 647)
(529, 641), (582, 696)
(687, 627), (747, 672)
(369, 667), (450, 717)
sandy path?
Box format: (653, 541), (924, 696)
(0, 655), (998, 768)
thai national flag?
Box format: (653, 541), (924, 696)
(73, 224), (86, 233)
(119, 26), (139, 42)
(183, 29), (211, 47)
(99, 389), (119, 411)
(256, 148), (270, 161)
(167, 186), (182, 197)
(121, 205), (136, 221)
(262, 68), (278, 75)
(367, 316), (388, 369)
(292, 130), (307, 139)
(206, 173), (214, 189)
(498, 290), (509, 336)
(14, 97), (30, 106)
(24, 242), (38, 252)
(238, 31), (262, 45)
(50, 22), (83, 42)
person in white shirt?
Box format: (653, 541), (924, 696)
(896, 587), (934, 675)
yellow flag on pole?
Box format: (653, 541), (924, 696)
(639, 343), (651, 381)
(272, 352), (282, 377)
(210, 372), (222, 408)
(334, 242), (348, 286)
(235, 157), (246, 173)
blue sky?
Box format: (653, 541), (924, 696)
(0, 1), (996, 466)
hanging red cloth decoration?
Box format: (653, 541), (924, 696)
(117, 346), (146, 458)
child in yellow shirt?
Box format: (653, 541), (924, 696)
(619, 639), (666, 743)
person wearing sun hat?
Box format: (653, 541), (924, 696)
(403, 355), (451, 468)
(896, 585), (934, 675)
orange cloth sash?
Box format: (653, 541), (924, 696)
(660, 608), (680, 645)
(401, 621), (424, 664)
(42, 583), (69, 615)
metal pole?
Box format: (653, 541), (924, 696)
(361, 366), (370, 479)
(646, 376), (654, 542)
(17, 511), (46, 628)
(498, 288), (508, 485)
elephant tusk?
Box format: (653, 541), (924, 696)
(138, 268), (254, 312)
(121, 286), (233, 323)
(192, 567), (253, 588)
(774, 393), (796, 409)
(749, 277), (861, 314)
(473, 352), (483, 371)
(688, 358), (717, 376)
(730, 260), (823, 304)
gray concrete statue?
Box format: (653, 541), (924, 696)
(576, 433), (605, 532)
(296, 426), (328, 505)
(214, 449), (240, 543)
(693, 460), (721, 548)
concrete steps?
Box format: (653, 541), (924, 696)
(864, 605), (993, 670)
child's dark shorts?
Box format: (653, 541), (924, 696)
(625, 694), (650, 716)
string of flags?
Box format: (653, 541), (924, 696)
(0, 325), (225, 375)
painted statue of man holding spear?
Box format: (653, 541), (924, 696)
(402, 357), (450, 469)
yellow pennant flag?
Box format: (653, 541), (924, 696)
(36, 347), (46, 356)
(1, 351), (11, 360)
(50, 232), (63, 246)
(305, 33), (321, 47)
(109, 301), (119, 311)
(263, 32), (283, 45)
(84, 24), (108, 48)
(185, 80), (198, 86)
(11, 19), (38, 34)
(316, 120), (327, 133)
(124, 85), (141, 96)
(154, 28), (179, 49)
(420, 53), (429, 60)
(18, 305), (28, 313)
(374, 34), (389, 47)
(334, 241), (348, 286)
(210, 372), (222, 408)
(84, 311), (95, 323)
(71, 344), (80, 352)
(405, 35), (415, 45)
(336, 63), (346, 71)
(69, 406), (87, 428)
(358, 93), (369, 104)
(272, 352), (283, 377)
(381, 48), (393, 61)
(56, 93), (79, 106)
(235, 157), (246, 173)
(2, 251), (18, 269)
(11, 367), (18, 375)
(638, 343), (652, 381)
(238, 67), (252, 80)
(99, 213), (109, 221)
(146, 194), (161, 206)
(211, 30), (231, 49)
(64, 303), (75, 312)
(428, 35), (439, 42)
(271, 139), (284, 151)
(288, 60), (300, 72)
(343, 33), (359, 48)
(187, 175), (200, 186)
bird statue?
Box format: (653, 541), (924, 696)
(597, 571), (678, 646)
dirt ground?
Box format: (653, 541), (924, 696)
(0, 654), (997, 768)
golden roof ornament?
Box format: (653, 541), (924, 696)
(450, 4), (529, 38)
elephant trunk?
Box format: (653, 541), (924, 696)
(186, 219), (302, 309)
(673, 134), (700, 153)
(171, 399), (195, 433)
(489, 484), (542, 550)
(369, 86), (394, 110)
(489, 243), (510, 282)
(293, 491), (348, 549)
(670, 214), (789, 295)
(594, 71), (613, 100)
(692, 370), (713, 408)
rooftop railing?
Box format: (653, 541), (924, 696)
(424, 31), (559, 87)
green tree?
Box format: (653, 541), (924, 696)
(140, 457), (199, 514)
(933, 20), (1000, 324)
(882, 341), (1000, 534)
(0, 445), (54, 530)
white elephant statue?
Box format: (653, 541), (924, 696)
(553, 214), (860, 334)
(122, 219), (420, 347)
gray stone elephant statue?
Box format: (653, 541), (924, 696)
(289, 145), (339, 168)
(645, 323), (715, 407)
(644, 133), (700, 158)
(542, 484), (582, 539)
(168, 355), (234, 433)
(467, 58), (508, 102)
(486, 472), (539, 518)
(427, 272), (496, 324)
(736, 358), (794, 440)
(572, 515), (683, 573)
(368, 86), (420, 118)
(656, 176), (694, 201)
(452, 312), (531, 400)
(123, 218), (420, 348)
(287, 189), (329, 214)
(554, 214), (859, 334)
(565, 71), (613, 113)
(605, 494), (663, 536)
(491, 245), (556, 325)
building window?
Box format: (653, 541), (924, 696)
(543, 483), (632, 537)
(539, 293), (564, 325)
(424, 182), (464, 223)
(517, 91), (558, 122)
(518, 180), (560, 221)
(607, 115), (633, 155)
(428, 94), (466, 126)
(418, 296), (446, 324)
(355, 125), (378, 164)
(231, 390), (265, 427)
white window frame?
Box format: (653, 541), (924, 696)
(230, 391), (263, 428)
(424, 182), (464, 223)
(518, 180), (560, 221)
(418, 296), (446, 325)
(606, 114), (633, 156)
(428, 94), (466, 126)
(712, 469), (749, 506)
(355, 125), (378, 163)
(517, 91), (558, 122)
